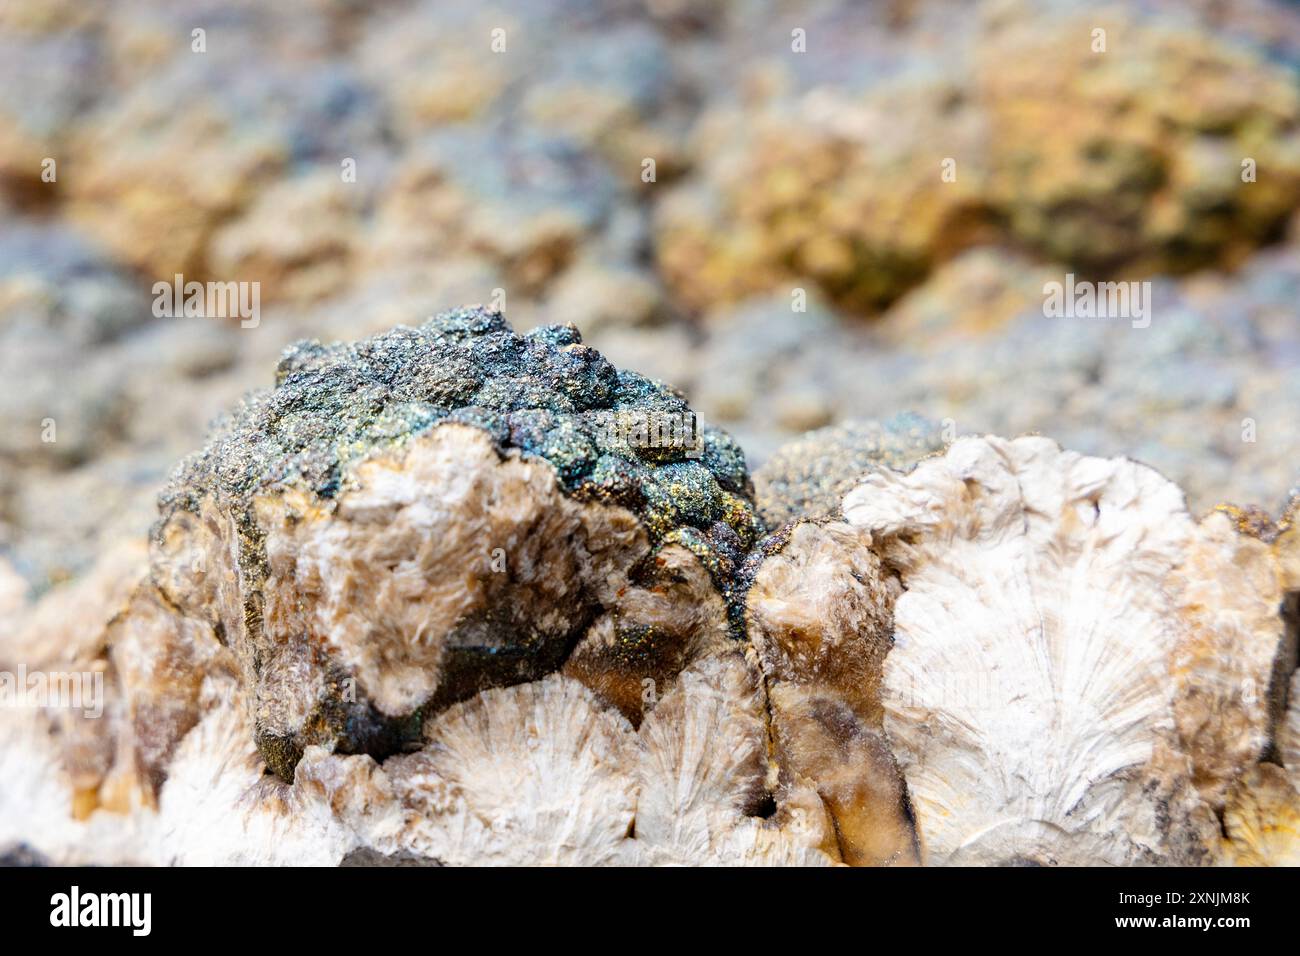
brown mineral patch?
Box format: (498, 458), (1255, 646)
(746, 520), (916, 865)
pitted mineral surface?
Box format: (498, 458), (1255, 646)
(162, 307), (753, 536)
(754, 413), (947, 527)
(2, 346), (1299, 866)
(153, 307), (761, 779)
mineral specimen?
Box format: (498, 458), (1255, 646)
(841, 436), (1290, 865)
(151, 307), (760, 780)
(753, 412), (946, 526)
(2, 315), (1298, 869)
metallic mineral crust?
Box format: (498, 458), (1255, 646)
(150, 308), (761, 778)
(753, 413), (946, 527)
(1, 314), (1298, 867)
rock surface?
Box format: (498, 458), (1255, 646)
(3, 0), (1300, 867)
(150, 307), (758, 779)
(3, 313), (1299, 867)
(5, 0), (1300, 592)
(842, 435), (1286, 864)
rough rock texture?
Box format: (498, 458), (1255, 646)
(1284, 672), (1300, 782)
(4, 0), (1300, 868)
(656, 6), (1300, 314)
(0, 309), (835, 864)
(841, 436), (1287, 865)
(6, 0), (1300, 595)
(379, 657), (833, 866)
(754, 413), (946, 527)
(152, 307), (759, 779)
(3, 318), (1300, 866)
(681, 248), (1300, 515)
(744, 520), (917, 866)
(1220, 764), (1300, 865)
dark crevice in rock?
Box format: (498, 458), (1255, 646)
(1262, 590), (1299, 764)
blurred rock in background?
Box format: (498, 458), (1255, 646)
(2, 0), (1300, 600)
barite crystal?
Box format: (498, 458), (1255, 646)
(1, 314), (1297, 867)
